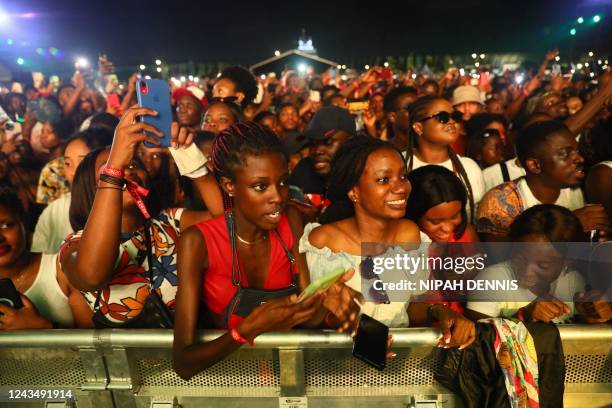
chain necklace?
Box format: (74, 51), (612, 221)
(235, 232), (267, 246)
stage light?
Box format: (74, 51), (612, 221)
(364, 64), (370, 69)
(49, 48), (59, 56)
(588, 51), (594, 57)
(449, 60), (454, 64)
(16, 57), (24, 65)
(471, 53), (477, 59)
(570, 28), (577, 35)
(75, 57), (89, 68)
(577, 17), (584, 24)
(188, 75), (194, 81)
(0, 12), (9, 25)
(598, 60), (602, 64)
(274, 50), (280, 56)
(342, 64), (347, 69)
(260, 74), (266, 80)
(139, 64), (145, 70)
(475, 62), (480, 67)
(180, 76), (186, 82)
(383, 62), (389, 67)
(576, 63), (583, 69)
(336, 64), (341, 69)
(297, 63), (307, 73)
(6, 38), (12, 45)
(555, 56), (560, 61)
(155, 59), (162, 66)
(590, 72), (595, 77)
(194, 77), (199, 83)
(480, 53), (485, 59)
(144, 75), (151, 79)
(156, 67), (162, 73)
(593, 15), (601, 23)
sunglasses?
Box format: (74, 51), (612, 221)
(418, 110), (463, 124)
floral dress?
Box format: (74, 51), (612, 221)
(59, 208), (183, 322)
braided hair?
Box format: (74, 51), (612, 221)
(211, 121), (285, 211)
(320, 135), (405, 224)
(406, 95), (475, 221)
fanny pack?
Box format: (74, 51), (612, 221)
(223, 211), (299, 328)
(91, 219), (174, 329)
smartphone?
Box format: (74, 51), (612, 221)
(347, 99), (369, 113)
(297, 267), (345, 303)
(353, 314), (388, 371)
(0, 278), (24, 309)
(309, 90), (321, 103)
(136, 79), (172, 148)
(288, 185), (313, 208)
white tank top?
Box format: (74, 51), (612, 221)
(24, 253), (74, 327)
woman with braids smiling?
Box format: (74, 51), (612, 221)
(405, 95), (486, 222)
(173, 122), (361, 380)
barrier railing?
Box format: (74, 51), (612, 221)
(0, 326), (610, 408)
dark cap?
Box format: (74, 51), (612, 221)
(282, 131), (310, 156)
(304, 106), (356, 140)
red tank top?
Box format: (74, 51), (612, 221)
(195, 213), (295, 329)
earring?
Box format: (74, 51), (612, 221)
(228, 193), (234, 197)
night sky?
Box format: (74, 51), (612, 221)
(1, 0), (610, 68)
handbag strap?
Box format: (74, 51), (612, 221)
(500, 160), (510, 182)
(224, 211), (297, 288)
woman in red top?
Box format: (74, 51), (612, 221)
(173, 122), (361, 380)
(405, 165), (481, 314)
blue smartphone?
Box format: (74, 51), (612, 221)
(136, 79), (172, 148)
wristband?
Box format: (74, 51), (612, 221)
(522, 88), (530, 97)
(230, 328), (254, 346)
(100, 165), (124, 178)
(323, 312), (336, 328)
(99, 173), (125, 187)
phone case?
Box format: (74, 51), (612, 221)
(352, 314), (388, 371)
(0, 278), (24, 309)
(136, 79), (172, 148)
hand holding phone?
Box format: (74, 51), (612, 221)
(0, 278), (24, 310)
(136, 79), (172, 148)
(352, 314), (389, 371)
(297, 267), (346, 303)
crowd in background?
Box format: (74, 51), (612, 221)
(0, 47), (611, 386)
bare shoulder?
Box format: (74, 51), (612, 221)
(395, 219), (421, 243)
(308, 220), (353, 250)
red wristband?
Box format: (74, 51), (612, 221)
(100, 165), (124, 178)
(323, 312), (336, 328)
(230, 328), (254, 346)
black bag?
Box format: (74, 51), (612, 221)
(222, 211), (299, 328)
(91, 220), (174, 329)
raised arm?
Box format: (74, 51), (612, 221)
(61, 106), (163, 291)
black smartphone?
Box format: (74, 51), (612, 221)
(288, 185), (313, 208)
(352, 314), (388, 371)
(0, 278), (24, 309)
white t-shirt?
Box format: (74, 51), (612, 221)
(517, 178), (585, 211)
(467, 261), (585, 323)
(483, 158), (526, 192)
(410, 154), (486, 221)
(31, 193), (73, 254)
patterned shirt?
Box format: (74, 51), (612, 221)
(36, 157), (69, 204)
(59, 208), (184, 323)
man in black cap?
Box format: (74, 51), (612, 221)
(287, 105), (356, 195)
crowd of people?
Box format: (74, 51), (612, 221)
(0, 47), (611, 388)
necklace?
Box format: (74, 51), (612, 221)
(235, 231), (267, 246)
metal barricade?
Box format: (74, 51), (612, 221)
(0, 326), (610, 408)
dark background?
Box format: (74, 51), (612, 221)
(1, 0), (610, 69)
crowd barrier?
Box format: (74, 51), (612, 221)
(0, 326), (610, 408)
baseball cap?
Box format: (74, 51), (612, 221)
(282, 131), (310, 156)
(303, 105), (356, 140)
(452, 85), (484, 106)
